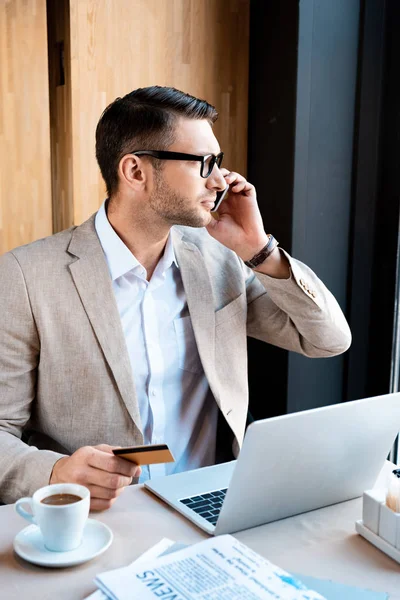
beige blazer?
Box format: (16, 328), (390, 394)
(0, 214), (351, 503)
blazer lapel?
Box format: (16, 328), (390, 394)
(67, 215), (142, 435)
(172, 229), (222, 410)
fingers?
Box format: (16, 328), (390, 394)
(89, 484), (127, 500)
(88, 483), (126, 511)
(219, 169), (254, 196)
(83, 464), (133, 490)
(90, 496), (119, 512)
(225, 172), (254, 194)
(86, 457), (141, 511)
(88, 447), (141, 479)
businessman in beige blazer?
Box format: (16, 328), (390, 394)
(0, 86), (351, 509)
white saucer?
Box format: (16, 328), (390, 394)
(13, 518), (113, 567)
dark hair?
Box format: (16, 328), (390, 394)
(95, 85), (219, 197)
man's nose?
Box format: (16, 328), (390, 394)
(207, 165), (226, 191)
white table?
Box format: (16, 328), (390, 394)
(0, 461), (399, 599)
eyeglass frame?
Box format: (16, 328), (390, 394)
(131, 150), (224, 178)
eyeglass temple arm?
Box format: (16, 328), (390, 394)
(133, 150), (203, 161)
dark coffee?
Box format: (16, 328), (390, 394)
(41, 493), (82, 506)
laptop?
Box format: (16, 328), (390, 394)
(144, 392), (400, 535)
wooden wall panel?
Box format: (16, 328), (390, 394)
(0, 0), (52, 254)
(67, 0), (250, 225)
(47, 0), (74, 233)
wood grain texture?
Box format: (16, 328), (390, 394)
(67, 0), (250, 225)
(0, 0), (52, 254)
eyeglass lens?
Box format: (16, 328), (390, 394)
(202, 154), (223, 177)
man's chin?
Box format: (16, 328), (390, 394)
(197, 208), (214, 228)
(171, 207), (211, 228)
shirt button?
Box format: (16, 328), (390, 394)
(151, 390), (156, 396)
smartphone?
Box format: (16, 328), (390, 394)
(211, 185), (229, 212)
(112, 443), (175, 465)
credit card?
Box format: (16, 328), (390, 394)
(112, 443), (175, 465)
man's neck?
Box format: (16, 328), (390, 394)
(106, 199), (170, 280)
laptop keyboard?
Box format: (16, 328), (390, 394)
(179, 488), (227, 526)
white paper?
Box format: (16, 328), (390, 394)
(95, 534), (327, 600)
(84, 537), (176, 600)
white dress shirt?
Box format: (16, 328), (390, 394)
(95, 200), (218, 482)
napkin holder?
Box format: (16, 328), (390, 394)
(355, 488), (400, 563)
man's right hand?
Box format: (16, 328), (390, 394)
(49, 444), (141, 511)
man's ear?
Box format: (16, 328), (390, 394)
(118, 154), (148, 190)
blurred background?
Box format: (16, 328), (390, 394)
(1, 0), (400, 454)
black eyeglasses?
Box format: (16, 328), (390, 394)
(132, 150), (224, 178)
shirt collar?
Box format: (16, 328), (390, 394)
(95, 199), (178, 281)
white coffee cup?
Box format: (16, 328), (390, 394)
(15, 483), (90, 552)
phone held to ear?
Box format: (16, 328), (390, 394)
(211, 185), (229, 212)
(112, 443), (175, 466)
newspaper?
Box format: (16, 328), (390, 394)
(93, 534), (327, 600)
(85, 538), (178, 600)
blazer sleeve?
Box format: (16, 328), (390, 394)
(245, 248), (352, 357)
(0, 252), (65, 503)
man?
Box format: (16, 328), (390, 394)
(0, 86), (351, 509)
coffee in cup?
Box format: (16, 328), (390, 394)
(41, 493), (82, 506)
(15, 483), (90, 552)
